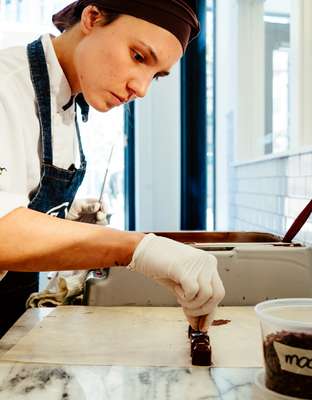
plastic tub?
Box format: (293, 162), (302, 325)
(255, 298), (312, 399)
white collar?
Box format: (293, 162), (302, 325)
(41, 34), (74, 114)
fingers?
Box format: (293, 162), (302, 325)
(181, 271), (225, 332)
(176, 271), (213, 309)
(67, 198), (101, 221)
(96, 201), (111, 225)
(183, 309), (212, 332)
(165, 281), (198, 303)
(154, 278), (177, 293)
(185, 314), (199, 330)
(99, 200), (108, 213)
(174, 278), (199, 302)
(180, 269), (224, 310)
(182, 312), (214, 332)
(83, 199), (101, 214)
(96, 210), (108, 225)
(197, 311), (216, 332)
(198, 315), (208, 332)
(211, 269), (225, 304)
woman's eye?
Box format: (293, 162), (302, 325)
(133, 51), (144, 63)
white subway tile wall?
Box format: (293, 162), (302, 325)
(231, 151), (312, 245)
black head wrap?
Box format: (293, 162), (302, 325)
(53, 0), (200, 52)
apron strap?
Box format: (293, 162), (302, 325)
(75, 116), (87, 168)
(27, 38), (53, 165)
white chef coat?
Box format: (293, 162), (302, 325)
(0, 33), (78, 219)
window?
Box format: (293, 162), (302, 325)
(180, 1), (207, 230)
(264, 3), (290, 154)
(76, 107), (125, 229)
(210, 0), (312, 233)
(206, 0), (215, 230)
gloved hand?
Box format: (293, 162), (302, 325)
(66, 198), (109, 225)
(128, 233), (225, 332)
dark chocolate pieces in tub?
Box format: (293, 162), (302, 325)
(264, 330), (312, 399)
(188, 326), (212, 366)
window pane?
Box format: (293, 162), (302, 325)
(264, 0), (290, 154)
(206, 0), (215, 230)
(76, 107), (125, 230)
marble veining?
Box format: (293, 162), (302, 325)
(0, 363), (261, 400)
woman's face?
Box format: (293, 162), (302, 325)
(73, 9), (183, 112)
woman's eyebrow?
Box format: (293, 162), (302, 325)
(137, 40), (158, 63)
(137, 40), (170, 75)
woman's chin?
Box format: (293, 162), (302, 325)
(81, 94), (112, 113)
(95, 102), (123, 112)
(94, 103), (112, 112)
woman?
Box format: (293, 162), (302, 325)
(0, 0), (225, 337)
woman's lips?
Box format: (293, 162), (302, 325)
(109, 92), (125, 106)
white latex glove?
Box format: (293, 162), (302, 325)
(128, 233), (225, 332)
(66, 198), (109, 225)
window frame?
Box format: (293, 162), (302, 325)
(180, 0), (209, 230)
(124, 103), (136, 230)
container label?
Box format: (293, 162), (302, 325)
(273, 342), (312, 377)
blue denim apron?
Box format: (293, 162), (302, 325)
(0, 37), (87, 337)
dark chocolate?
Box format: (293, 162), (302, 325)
(212, 319), (231, 326)
(263, 330), (312, 399)
(188, 326), (212, 366)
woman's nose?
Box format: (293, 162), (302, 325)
(127, 75), (152, 99)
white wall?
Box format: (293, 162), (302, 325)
(265, 0), (291, 14)
(135, 63), (181, 231)
(231, 150), (312, 244)
(215, 0), (238, 230)
(290, 0), (312, 149)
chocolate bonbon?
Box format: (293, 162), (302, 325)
(188, 326), (212, 366)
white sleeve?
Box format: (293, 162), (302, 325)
(0, 96), (29, 218)
(0, 192), (29, 218)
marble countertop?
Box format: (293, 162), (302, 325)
(0, 309), (271, 400)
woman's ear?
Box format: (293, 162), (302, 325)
(80, 5), (103, 34)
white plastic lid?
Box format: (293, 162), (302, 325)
(255, 298), (312, 330)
